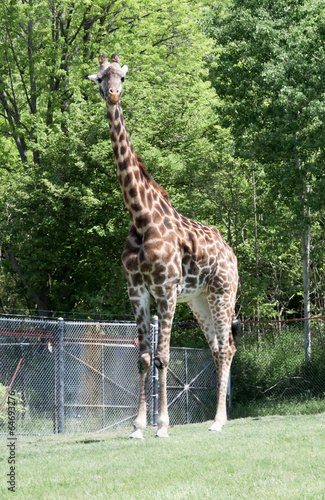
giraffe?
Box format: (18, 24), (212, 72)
(88, 54), (240, 438)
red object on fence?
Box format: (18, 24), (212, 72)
(0, 356), (23, 414)
(241, 315), (325, 325)
(0, 329), (51, 338)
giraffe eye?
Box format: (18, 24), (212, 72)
(121, 77), (125, 83)
(97, 77), (102, 84)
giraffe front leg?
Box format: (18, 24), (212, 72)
(128, 289), (152, 440)
(129, 352), (151, 439)
(155, 365), (169, 437)
(153, 292), (177, 438)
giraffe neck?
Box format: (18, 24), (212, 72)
(107, 102), (169, 233)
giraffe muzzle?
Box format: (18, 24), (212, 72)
(106, 89), (120, 105)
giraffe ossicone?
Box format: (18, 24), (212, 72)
(88, 54), (240, 439)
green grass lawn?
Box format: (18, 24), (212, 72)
(1, 413), (325, 499)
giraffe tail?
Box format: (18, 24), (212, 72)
(231, 319), (241, 343)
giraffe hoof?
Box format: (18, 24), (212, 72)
(129, 428), (144, 439)
(155, 428), (169, 438)
(208, 421), (224, 432)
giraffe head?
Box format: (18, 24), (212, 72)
(88, 53), (128, 106)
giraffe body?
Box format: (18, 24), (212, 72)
(88, 55), (239, 438)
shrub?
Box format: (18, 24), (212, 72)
(0, 383), (26, 427)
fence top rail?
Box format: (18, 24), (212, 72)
(0, 315), (139, 326)
(0, 316), (58, 324)
(0, 314), (152, 324)
(63, 320), (139, 327)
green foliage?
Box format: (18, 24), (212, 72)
(0, 0), (216, 317)
(1, 0), (325, 331)
(232, 324), (325, 413)
(202, 0), (325, 322)
(0, 384), (25, 427)
(233, 397), (325, 420)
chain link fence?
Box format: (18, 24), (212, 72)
(1, 314), (324, 435)
(60, 319), (141, 434)
(0, 316), (58, 435)
(166, 348), (218, 425)
(231, 318), (325, 417)
(0, 315), (220, 435)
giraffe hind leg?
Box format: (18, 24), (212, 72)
(188, 294), (222, 429)
(189, 294), (237, 353)
(188, 294), (218, 354)
(207, 287), (237, 432)
(189, 293), (235, 432)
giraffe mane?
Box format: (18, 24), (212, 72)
(135, 153), (169, 200)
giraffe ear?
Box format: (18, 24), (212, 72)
(121, 65), (128, 76)
(88, 74), (99, 83)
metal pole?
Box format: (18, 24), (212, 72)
(152, 315), (159, 426)
(226, 369), (231, 421)
(185, 349), (189, 424)
(41, 318), (47, 412)
(20, 344), (25, 423)
(53, 335), (57, 434)
(102, 344), (105, 429)
(58, 318), (64, 433)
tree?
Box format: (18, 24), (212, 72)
(204, 0), (325, 360)
(0, 0), (217, 316)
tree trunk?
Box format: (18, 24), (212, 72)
(2, 247), (51, 315)
(294, 133), (311, 363)
(301, 223), (311, 362)
(252, 165), (259, 277)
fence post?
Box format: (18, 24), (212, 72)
(226, 369), (231, 420)
(20, 343), (26, 418)
(152, 315), (159, 426)
(58, 317), (64, 434)
(185, 349), (189, 424)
